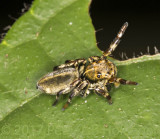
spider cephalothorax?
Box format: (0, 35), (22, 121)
(85, 59), (117, 81)
(37, 22), (138, 110)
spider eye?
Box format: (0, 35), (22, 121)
(97, 72), (101, 78)
(105, 72), (110, 77)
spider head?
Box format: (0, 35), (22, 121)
(85, 59), (117, 81)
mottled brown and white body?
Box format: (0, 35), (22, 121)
(37, 67), (80, 95)
(85, 59), (117, 81)
(37, 22), (138, 110)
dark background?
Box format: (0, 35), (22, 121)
(0, 0), (160, 60)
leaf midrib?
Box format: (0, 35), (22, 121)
(115, 54), (160, 66)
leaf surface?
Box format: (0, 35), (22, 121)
(0, 0), (160, 138)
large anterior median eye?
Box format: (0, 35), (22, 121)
(97, 72), (101, 78)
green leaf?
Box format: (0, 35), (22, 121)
(0, 0), (160, 138)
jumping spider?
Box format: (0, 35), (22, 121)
(37, 22), (138, 110)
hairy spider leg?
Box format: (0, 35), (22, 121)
(52, 79), (81, 106)
(109, 77), (138, 88)
(52, 90), (64, 106)
(53, 58), (87, 70)
(62, 80), (88, 110)
(95, 87), (112, 104)
(88, 56), (101, 63)
(80, 81), (90, 98)
(103, 22), (128, 57)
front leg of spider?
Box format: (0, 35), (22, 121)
(109, 77), (138, 88)
(103, 22), (128, 57)
(95, 87), (112, 105)
(62, 80), (89, 111)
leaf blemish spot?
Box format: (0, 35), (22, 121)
(36, 32), (39, 37)
(118, 108), (122, 111)
(69, 22), (73, 25)
(2, 40), (10, 47)
(104, 124), (108, 128)
(5, 54), (8, 58)
(30, 8), (34, 16)
(50, 27), (52, 31)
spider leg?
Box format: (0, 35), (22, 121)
(88, 56), (101, 63)
(103, 22), (128, 57)
(52, 79), (81, 106)
(106, 83), (112, 92)
(52, 90), (64, 106)
(62, 80), (88, 111)
(53, 58), (86, 70)
(80, 81), (90, 97)
(109, 77), (138, 88)
(95, 87), (112, 104)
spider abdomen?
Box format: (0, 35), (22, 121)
(37, 67), (79, 95)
